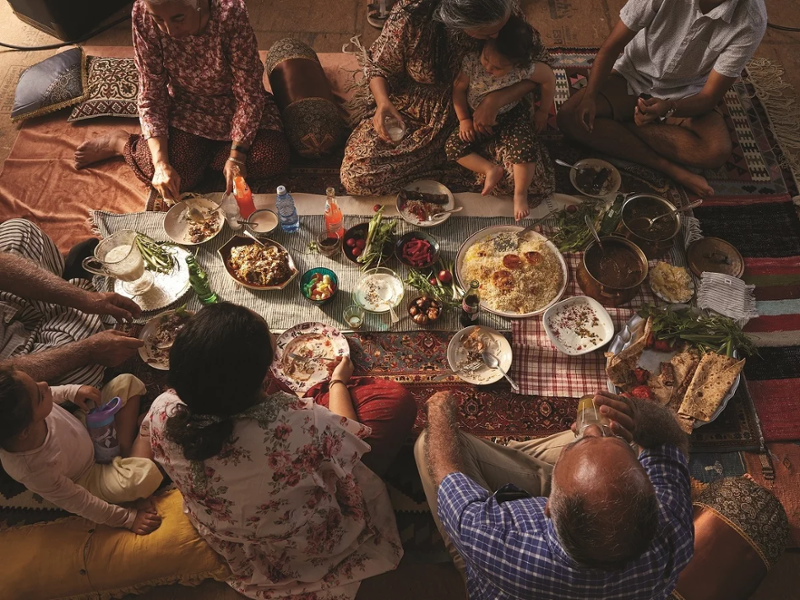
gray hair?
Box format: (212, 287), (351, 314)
(146, 0), (199, 8)
(434, 0), (514, 30)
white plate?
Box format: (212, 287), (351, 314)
(606, 306), (740, 428)
(138, 308), (193, 370)
(113, 245), (191, 312)
(270, 322), (350, 394)
(543, 296), (614, 356)
(164, 197), (224, 245)
(569, 158), (621, 198)
(396, 180), (456, 227)
(447, 325), (513, 385)
(454, 225), (569, 319)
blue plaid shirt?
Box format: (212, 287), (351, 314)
(438, 444), (694, 600)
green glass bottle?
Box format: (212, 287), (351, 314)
(185, 256), (218, 304)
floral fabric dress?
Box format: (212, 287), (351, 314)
(143, 391), (403, 600)
(340, 0), (555, 204)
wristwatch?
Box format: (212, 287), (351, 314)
(663, 100), (678, 121)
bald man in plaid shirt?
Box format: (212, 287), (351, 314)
(414, 391), (693, 599)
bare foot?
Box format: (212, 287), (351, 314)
(74, 130), (129, 169)
(670, 167), (714, 198)
(513, 193), (530, 222)
(482, 164), (504, 196)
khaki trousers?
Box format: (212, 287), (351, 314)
(414, 429), (575, 573)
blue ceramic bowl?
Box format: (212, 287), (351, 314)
(299, 267), (338, 306)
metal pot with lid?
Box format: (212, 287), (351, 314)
(618, 194), (681, 259)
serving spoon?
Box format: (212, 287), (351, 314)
(427, 206), (464, 221)
(481, 351), (519, 391)
(628, 199), (703, 231)
(585, 214), (604, 253)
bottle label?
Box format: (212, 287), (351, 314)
(462, 296), (479, 316)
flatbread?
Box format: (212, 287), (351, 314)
(667, 348), (701, 412)
(678, 353), (745, 422)
(647, 368), (673, 405)
(677, 414), (695, 434)
(606, 317), (652, 389)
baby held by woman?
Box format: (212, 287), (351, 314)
(447, 15), (556, 221)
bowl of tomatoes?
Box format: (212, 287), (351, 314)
(395, 231), (440, 270)
(299, 268), (338, 306)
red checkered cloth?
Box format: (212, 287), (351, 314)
(511, 253), (668, 398)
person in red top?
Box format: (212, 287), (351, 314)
(75, 0), (290, 199)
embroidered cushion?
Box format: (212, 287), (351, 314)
(68, 56), (139, 122)
(11, 47), (87, 122)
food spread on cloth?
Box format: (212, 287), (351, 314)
(606, 305), (754, 431)
(270, 322), (350, 394)
(460, 230), (564, 315)
(649, 262), (694, 303)
(227, 243), (293, 287)
(138, 306), (193, 370)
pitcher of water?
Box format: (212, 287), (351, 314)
(82, 230), (154, 296)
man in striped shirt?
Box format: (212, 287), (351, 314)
(415, 391), (693, 599)
(558, 0), (767, 198)
(0, 219), (143, 387)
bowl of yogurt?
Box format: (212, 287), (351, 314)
(247, 209), (279, 240)
(353, 267), (404, 314)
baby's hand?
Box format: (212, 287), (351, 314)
(533, 110), (548, 134)
(73, 385), (101, 412)
(459, 119), (476, 143)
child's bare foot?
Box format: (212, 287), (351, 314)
(513, 193), (530, 221)
(482, 164), (504, 196)
(74, 130), (129, 169)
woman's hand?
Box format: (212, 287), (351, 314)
(151, 161), (181, 202)
(472, 95), (499, 136)
(224, 158), (245, 195)
(532, 109), (548, 134)
(373, 101), (405, 143)
(72, 385), (101, 412)
(459, 119), (476, 143)
(331, 356), (354, 383)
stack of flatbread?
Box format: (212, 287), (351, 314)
(605, 316), (746, 433)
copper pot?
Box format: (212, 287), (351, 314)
(577, 237), (648, 307)
(617, 194), (681, 259)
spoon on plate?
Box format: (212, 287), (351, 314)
(555, 159), (577, 169)
(427, 206), (464, 221)
(481, 351), (519, 391)
(627, 199), (703, 231)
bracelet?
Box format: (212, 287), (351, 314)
(230, 142), (250, 155)
(329, 379), (347, 390)
(227, 157), (246, 167)
(664, 100), (678, 119)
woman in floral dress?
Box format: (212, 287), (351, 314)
(341, 0), (555, 205)
(75, 0), (290, 200)
(142, 303), (415, 599)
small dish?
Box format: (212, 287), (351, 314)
(569, 158), (621, 198)
(396, 179), (456, 227)
(408, 295), (443, 326)
(164, 197), (224, 245)
(342, 223), (393, 267)
(217, 235), (298, 291)
(246, 209), (279, 240)
(353, 267), (404, 313)
(447, 325), (512, 385)
(395, 231), (441, 269)
(543, 296), (614, 356)
(648, 262), (695, 304)
(299, 268), (338, 306)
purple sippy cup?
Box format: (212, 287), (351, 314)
(86, 397), (123, 464)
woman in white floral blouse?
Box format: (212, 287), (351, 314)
(142, 303), (415, 599)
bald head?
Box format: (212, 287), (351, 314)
(547, 431), (658, 568)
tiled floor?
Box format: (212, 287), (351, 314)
(1, 1), (799, 598)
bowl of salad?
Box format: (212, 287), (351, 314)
(299, 268), (338, 306)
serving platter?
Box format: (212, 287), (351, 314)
(113, 245), (191, 312)
(218, 235), (298, 291)
(454, 225), (569, 319)
(606, 307), (740, 428)
(270, 322), (349, 394)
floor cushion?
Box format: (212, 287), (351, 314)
(12, 47), (87, 122)
(0, 488), (231, 599)
(68, 56), (139, 122)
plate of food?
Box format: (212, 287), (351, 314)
(138, 306), (193, 370)
(455, 225), (568, 318)
(605, 304), (755, 431)
(569, 158), (621, 198)
(218, 235), (298, 290)
(397, 180), (456, 227)
(447, 326), (512, 385)
(543, 296), (614, 356)
(649, 262), (695, 303)
(270, 322), (349, 394)
(164, 197), (224, 245)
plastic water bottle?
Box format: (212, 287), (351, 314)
(276, 185), (300, 233)
(86, 397), (123, 464)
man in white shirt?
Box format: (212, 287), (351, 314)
(557, 0), (767, 197)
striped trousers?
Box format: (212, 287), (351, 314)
(0, 219), (105, 386)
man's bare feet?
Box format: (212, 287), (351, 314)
(513, 192), (530, 221)
(668, 166), (715, 197)
(482, 164), (504, 196)
(74, 130), (129, 169)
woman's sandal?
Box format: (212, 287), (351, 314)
(367, 1), (394, 29)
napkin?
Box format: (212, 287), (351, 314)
(697, 272), (758, 326)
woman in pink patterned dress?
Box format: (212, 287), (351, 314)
(142, 303), (416, 599)
(75, 0), (290, 199)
